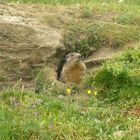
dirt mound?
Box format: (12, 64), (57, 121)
(84, 47), (123, 69)
(0, 3), (64, 89)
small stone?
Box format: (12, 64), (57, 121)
(113, 130), (125, 137)
(118, 0), (124, 3)
(58, 95), (65, 99)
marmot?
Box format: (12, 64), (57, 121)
(59, 52), (86, 84)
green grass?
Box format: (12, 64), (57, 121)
(0, 88), (140, 140)
(85, 44), (140, 100)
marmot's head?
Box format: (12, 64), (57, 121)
(65, 52), (82, 63)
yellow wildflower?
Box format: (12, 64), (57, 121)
(87, 89), (92, 95)
(94, 91), (97, 96)
(66, 88), (71, 95)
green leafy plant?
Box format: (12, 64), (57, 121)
(116, 13), (140, 26)
(85, 45), (140, 100)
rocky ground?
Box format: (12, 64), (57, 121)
(0, 3), (64, 89)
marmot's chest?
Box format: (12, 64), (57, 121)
(63, 63), (85, 84)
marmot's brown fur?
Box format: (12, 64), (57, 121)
(59, 52), (86, 84)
